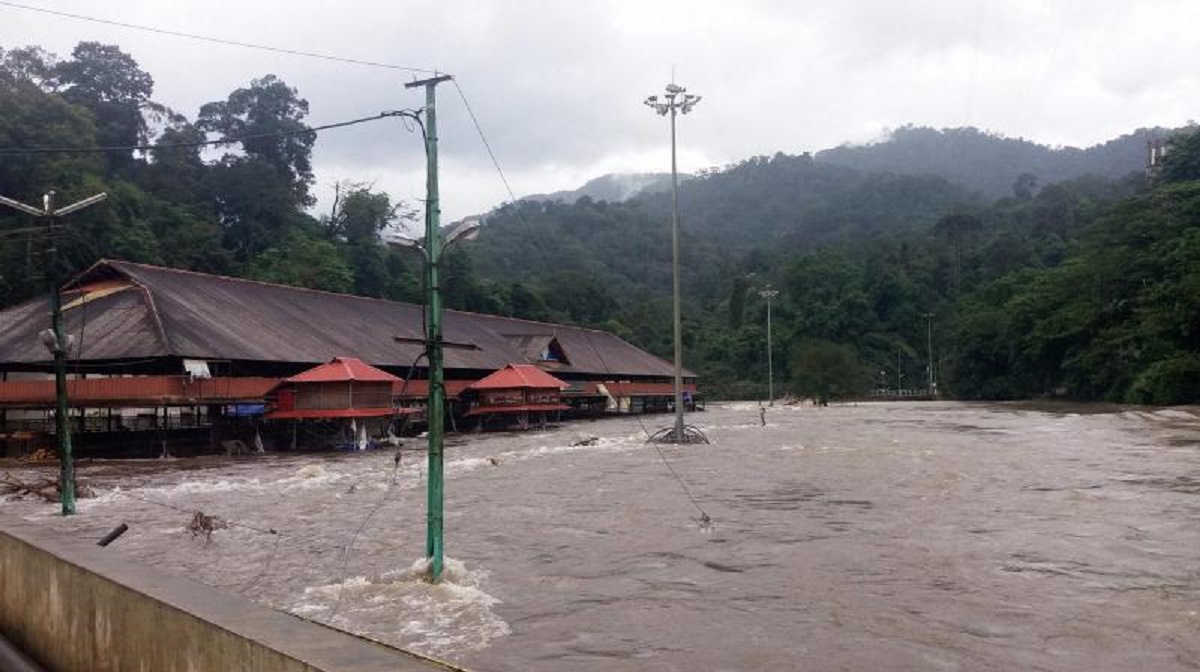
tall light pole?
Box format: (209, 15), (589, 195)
(923, 312), (935, 396)
(403, 73), (453, 583)
(759, 286), (779, 406)
(644, 82), (700, 443)
(0, 190), (107, 516)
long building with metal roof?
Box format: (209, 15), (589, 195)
(0, 260), (697, 447)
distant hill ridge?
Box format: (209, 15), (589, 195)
(813, 125), (1166, 197)
(472, 123), (1171, 292)
(520, 125), (1167, 210)
(521, 172), (682, 205)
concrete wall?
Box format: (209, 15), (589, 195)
(0, 519), (459, 672)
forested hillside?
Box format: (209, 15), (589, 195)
(3, 41), (1198, 404)
(815, 125), (1159, 198)
(0, 43), (423, 308)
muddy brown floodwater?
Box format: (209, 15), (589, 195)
(4, 401), (1199, 671)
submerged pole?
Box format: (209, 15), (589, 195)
(406, 73), (453, 583)
(669, 100), (685, 439)
(643, 82), (701, 442)
(49, 244), (76, 516)
(1, 190), (106, 515)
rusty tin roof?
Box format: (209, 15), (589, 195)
(0, 260), (693, 380)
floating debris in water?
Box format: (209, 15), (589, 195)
(188, 510), (228, 542)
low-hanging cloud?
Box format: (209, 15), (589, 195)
(2, 0), (1198, 219)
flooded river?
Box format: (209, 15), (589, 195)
(4, 401), (1199, 671)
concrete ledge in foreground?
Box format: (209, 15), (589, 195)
(0, 517), (462, 672)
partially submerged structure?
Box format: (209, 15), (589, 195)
(266, 357), (408, 450)
(464, 363), (569, 430)
(266, 357), (401, 421)
(0, 260), (699, 455)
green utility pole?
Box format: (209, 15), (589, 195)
(0, 190), (106, 516)
(406, 73), (453, 583)
(48, 227), (75, 516)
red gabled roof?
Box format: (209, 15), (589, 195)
(285, 357), (401, 384)
(468, 364), (568, 391)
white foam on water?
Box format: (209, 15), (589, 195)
(271, 463), (357, 491)
(722, 402), (763, 412)
(88, 488), (127, 506)
(704, 421), (764, 431)
(137, 478), (265, 498)
(293, 556), (510, 656)
(1153, 409), (1199, 420)
(444, 433), (644, 475)
(447, 457), (495, 474)
(294, 463), (328, 479)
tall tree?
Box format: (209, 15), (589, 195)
(55, 42), (157, 174)
(322, 181), (412, 243)
(197, 75), (316, 204)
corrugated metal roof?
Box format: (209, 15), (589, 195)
(0, 260), (693, 380)
(0, 276), (167, 364)
(468, 364), (569, 390)
(286, 357), (401, 384)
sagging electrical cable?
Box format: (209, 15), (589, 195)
(579, 328), (713, 530)
(0, 111), (417, 155)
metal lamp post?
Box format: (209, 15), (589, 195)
(923, 312), (936, 396)
(759, 286), (779, 406)
(644, 82), (701, 443)
(0, 190), (106, 516)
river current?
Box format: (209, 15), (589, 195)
(4, 401), (1199, 671)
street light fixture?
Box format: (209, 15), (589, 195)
(643, 80), (707, 444)
(923, 312), (936, 396)
(759, 286), (779, 406)
(0, 189), (107, 516)
(385, 219), (480, 252)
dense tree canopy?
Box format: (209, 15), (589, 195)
(0, 42), (418, 308)
(2, 40), (1197, 405)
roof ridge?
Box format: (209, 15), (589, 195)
(102, 260), (627, 337)
(105, 259), (420, 309)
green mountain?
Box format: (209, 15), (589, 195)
(815, 125), (1160, 198)
(4, 40), (1199, 404)
(521, 172), (679, 204)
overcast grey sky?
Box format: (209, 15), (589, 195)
(2, 0), (1197, 221)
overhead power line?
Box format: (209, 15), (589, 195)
(452, 80), (523, 211)
(0, 1), (438, 74)
(0, 111), (415, 155)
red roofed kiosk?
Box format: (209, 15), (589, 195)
(266, 357), (411, 450)
(267, 357), (403, 420)
(465, 364), (570, 431)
